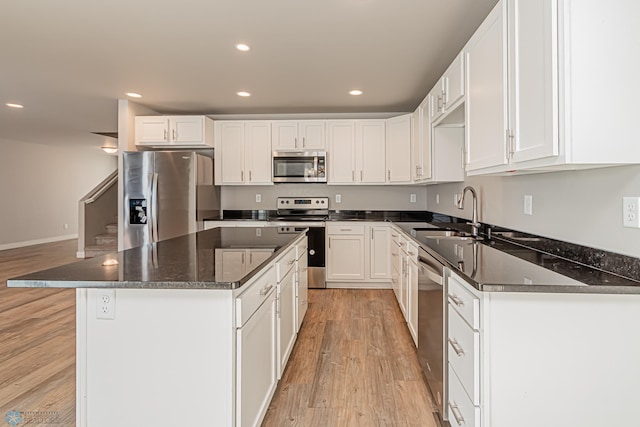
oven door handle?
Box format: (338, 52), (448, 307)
(419, 261), (443, 285)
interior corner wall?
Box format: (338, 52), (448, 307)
(0, 139), (117, 249)
(425, 165), (640, 258)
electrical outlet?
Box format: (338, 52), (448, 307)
(410, 194), (417, 203)
(436, 194), (440, 205)
(524, 195), (533, 215)
(623, 197), (640, 228)
(63, 223), (69, 230)
(335, 194), (341, 203)
(255, 194), (261, 203)
(256, 228), (262, 237)
(96, 289), (115, 320)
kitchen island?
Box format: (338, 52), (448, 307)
(9, 227), (307, 427)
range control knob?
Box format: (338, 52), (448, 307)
(309, 249), (316, 256)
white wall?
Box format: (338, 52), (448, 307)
(426, 165), (640, 258)
(0, 138), (117, 249)
(221, 184), (427, 211)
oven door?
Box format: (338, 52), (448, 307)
(272, 152), (325, 183)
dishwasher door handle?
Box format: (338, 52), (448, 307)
(419, 261), (443, 285)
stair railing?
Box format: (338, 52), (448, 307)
(77, 170), (118, 258)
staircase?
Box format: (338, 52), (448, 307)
(85, 223), (118, 258)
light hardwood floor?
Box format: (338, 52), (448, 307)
(262, 289), (437, 427)
(0, 239), (77, 426)
(1, 241), (436, 427)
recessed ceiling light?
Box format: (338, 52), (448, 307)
(236, 44), (251, 52)
(6, 103), (24, 108)
(126, 92), (142, 98)
(237, 91), (251, 97)
(349, 90), (363, 96)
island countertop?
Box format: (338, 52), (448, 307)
(7, 227), (304, 290)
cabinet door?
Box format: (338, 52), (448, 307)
(443, 53), (466, 112)
(420, 97), (433, 180)
(215, 249), (246, 282)
(220, 122), (246, 184)
(248, 249), (275, 271)
(370, 225), (391, 280)
(245, 122), (272, 185)
(411, 108), (423, 182)
(508, 0), (559, 164)
(385, 114), (412, 183)
(299, 121), (325, 150)
(327, 121), (356, 183)
(408, 258), (418, 346)
(236, 293), (277, 427)
(358, 120), (386, 184)
(277, 269), (297, 378)
(135, 117), (170, 145)
(271, 122), (298, 150)
(296, 253), (308, 331)
(171, 116), (204, 144)
(398, 255), (407, 317)
(430, 82), (445, 123)
(465, 2), (509, 172)
(327, 235), (365, 280)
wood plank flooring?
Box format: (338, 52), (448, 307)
(262, 289), (437, 427)
(0, 239), (77, 426)
(1, 240), (436, 427)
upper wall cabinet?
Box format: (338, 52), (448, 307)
(135, 116), (214, 148)
(327, 120), (386, 185)
(272, 121), (325, 150)
(430, 53), (466, 124)
(465, 0), (640, 175)
(385, 114), (412, 184)
(214, 121), (272, 185)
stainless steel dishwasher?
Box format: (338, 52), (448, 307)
(417, 246), (447, 425)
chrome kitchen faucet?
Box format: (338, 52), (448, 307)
(457, 185), (482, 237)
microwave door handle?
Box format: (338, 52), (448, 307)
(313, 156), (318, 178)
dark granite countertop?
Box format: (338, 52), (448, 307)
(394, 222), (640, 294)
(211, 210), (431, 222)
(7, 227), (303, 290)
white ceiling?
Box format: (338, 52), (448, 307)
(0, 0), (498, 148)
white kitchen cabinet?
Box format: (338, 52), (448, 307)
(216, 121), (272, 185)
(276, 257), (297, 379)
(326, 222), (391, 286)
(412, 93), (464, 185)
(327, 120), (386, 185)
(385, 114), (412, 183)
(327, 121), (357, 183)
(135, 116), (214, 148)
(465, 0), (640, 175)
(369, 225), (391, 280)
(215, 248), (275, 282)
(430, 53), (466, 123)
(326, 224), (366, 281)
(272, 121), (325, 150)
(236, 267), (277, 427)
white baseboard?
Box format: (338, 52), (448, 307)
(326, 281), (392, 290)
(0, 234), (78, 251)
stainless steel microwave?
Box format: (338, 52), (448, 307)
(272, 151), (327, 183)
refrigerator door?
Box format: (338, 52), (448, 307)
(154, 151), (197, 242)
(123, 152), (154, 249)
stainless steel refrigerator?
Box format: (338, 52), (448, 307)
(122, 151), (220, 249)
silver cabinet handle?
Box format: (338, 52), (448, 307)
(302, 137), (306, 147)
(387, 170), (391, 180)
(448, 338), (465, 356)
(241, 170), (244, 181)
(172, 129), (176, 141)
(450, 295), (464, 307)
(360, 170), (363, 181)
(259, 284), (274, 296)
(449, 401), (465, 425)
(295, 137), (298, 147)
(163, 129), (168, 141)
(352, 170), (355, 181)
(249, 170), (252, 182)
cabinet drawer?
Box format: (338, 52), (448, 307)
(448, 365), (480, 427)
(276, 247), (297, 282)
(448, 273), (480, 329)
(236, 266), (277, 327)
(327, 224), (365, 235)
(448, 307), (480, 405)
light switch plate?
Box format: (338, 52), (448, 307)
(524, 195), (533, 215)
(410, 194), (417, 203)
(336, 194), (341, 203)
(255, 194), (261, 203)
